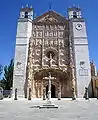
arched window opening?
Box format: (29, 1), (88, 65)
(73, 11), (77, 18)
(25, 12), (28, 18)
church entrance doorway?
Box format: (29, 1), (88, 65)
(46, 84), (56, 98)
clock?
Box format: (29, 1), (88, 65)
(75, 24), (83, 30)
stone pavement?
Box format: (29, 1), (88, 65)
(0, 98), (98, 120)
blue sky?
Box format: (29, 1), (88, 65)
(0, 0), (98, 70)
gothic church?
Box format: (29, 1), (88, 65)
(13, 5), (91, 99)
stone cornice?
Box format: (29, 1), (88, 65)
(32, 11), (69, 25)
(69, 18), (85, 22)
(18, 18), (32, 23)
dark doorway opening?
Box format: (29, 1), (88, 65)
(46, 84), (56, 98)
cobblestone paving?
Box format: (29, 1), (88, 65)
(0, 99), (98, 120)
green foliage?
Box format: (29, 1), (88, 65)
(0, 65), (3, 77)
(0, 80), (6, 89)
(2, 59), (14, 90)
(0, 65), (3, 88)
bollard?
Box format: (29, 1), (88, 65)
(84, 87), (89, 100)
(14, 88), (18, 100)
(58, 91), (61, 100)
(58, 84), (61, 100)
(28, 88), (31, 100)
(43, 89), (46, 100)
(72, 88), (76, 100)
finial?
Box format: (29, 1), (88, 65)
(26, 4), (29, 8)
(30, 5), (32, 8)
(49, 2), (52, 11)
(78, 4), (80, 8)
(73, 4), (76, 7)
(91, 60), (94, 63)
(69, 6), (71, 8)
(22, 5), (24, 9)
(34, 13), (37, 19)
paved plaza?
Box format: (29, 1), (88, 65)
(0, 98), (98, 120)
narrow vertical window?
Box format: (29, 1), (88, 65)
(73, 11), (77, 18)
(25, 12), (28, 18)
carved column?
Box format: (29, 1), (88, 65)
(71, 67), (76, 100)
(32, 72), (36, 98)
(27, 39), (33, 99)
(42, 30), (44, 67)
(57, 37), (60, 67)
(58, 82), (61, 100)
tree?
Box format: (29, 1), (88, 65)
(0, 80), (6, 89)
(3, 59), (14, 90)
(0, 65), (3, 78)
(0, 65), (3, 87)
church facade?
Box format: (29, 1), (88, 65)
(13, 5), (91, 99)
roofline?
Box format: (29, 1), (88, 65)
(33, 10), (67, 22)
(68, 7), (81, 11)
(20, 7), (33, 12)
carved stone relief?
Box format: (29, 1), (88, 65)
(26, 11), (73, 98)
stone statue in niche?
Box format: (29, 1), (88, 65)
(44, 40), (48, 46)
(38, 32), (42, 37)
(50, 41), (53, 46)
(59, 40), (64, 47)
(49, 53), (53, 67)
(46, 51), (57, 67)
(53, 31), (57, 37)
(49, 31), (53, 37)
(59, 31), (63, 38)
(44, 31), (48, 37)
(36, 39), (42, 46)
(54, 40), (57, 46)
(32, 31), (36, 37)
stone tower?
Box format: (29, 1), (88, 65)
(68, 7), (91, 97)
(13, 5), (33, 98)
(90, 61), (97, 77)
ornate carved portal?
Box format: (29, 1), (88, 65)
(26, 11), (76, 98)
(26, 68), (74, 98)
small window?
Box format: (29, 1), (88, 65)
(73, 11), (77, 18)
(25, 12), (28, 18)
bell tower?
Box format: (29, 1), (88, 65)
(68, 7), (91, 97)
(20, 5), (33, 19)
(13, 5), (33, 98)
(68, 7), (82, 19)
